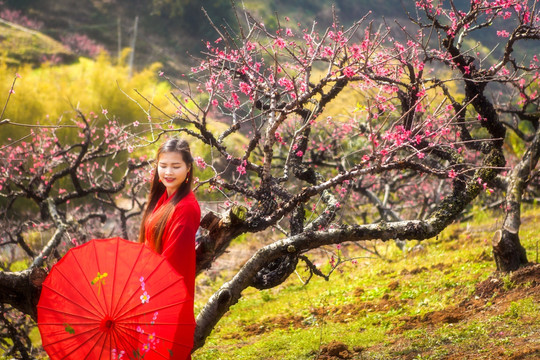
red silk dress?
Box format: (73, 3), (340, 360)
(144, 190), (201, 359)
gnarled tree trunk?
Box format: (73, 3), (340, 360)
(493, 125), (540, 272)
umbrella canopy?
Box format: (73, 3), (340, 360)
(38, 237), (195, 360)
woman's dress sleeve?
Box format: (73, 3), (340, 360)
(160, 193), (201, 298)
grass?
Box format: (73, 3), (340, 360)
(193, 205), (540, 359)
(1, 207), (537, 360)
(0, 20), (72, 66)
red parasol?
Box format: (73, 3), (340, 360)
(37, 237), (195, 360)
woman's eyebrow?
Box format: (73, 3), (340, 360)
(158, 161), (183, 165)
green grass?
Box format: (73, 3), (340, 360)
(2, 207), (537, 359)
(0, 20), (72, 66)
(504, 298), (538, 320)
(193, 205), (540, 359)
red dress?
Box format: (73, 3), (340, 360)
(144, 190), (201, 359)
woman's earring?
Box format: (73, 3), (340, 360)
(185, 172), (190, 183)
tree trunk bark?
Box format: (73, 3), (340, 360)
(0, 268), (46, 320)
(493, 124), (540, 272)
(195, 205), (248, 274)
(492, 230), (528, 272)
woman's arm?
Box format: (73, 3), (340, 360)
(161, 197), (201, 296)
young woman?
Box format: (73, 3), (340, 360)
(138, 137), (201, 359)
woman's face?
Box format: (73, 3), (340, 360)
(157, 151), (190, 196)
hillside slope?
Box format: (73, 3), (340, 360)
(0, 19), (73, 65)
(193, 208), (540, 359)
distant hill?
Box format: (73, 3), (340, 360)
(0, 18), (74, 65)
(1, 0), (236, 72)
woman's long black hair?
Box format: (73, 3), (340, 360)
(138, 138), (194, 252)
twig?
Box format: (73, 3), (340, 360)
(0, 304), (31, 360)
(31, 199), (68, 268)
(0, 75), (18, 122)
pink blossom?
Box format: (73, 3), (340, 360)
(195, 156), (207, 169)
(477, 177), (488, 190)
(239, 82), (251, 95)
(236, 163), (246, 175)
(296, 150), (304, 157)
(496, 30), (510, 38)
(245, 42), (256, 51)
(343, 67), (355, 78)
(368, 133), (379, 147)
(61, 33), (105, 57)
(140, 291), (150, 304)
(349, 44), (362, 59)
(278, 77), (295, 91)
(102, 109), (108, 115)
(0, 9), (43, 30)
(322, 46), (334, 57)
(275, 132), (286, 144)
(274, 37), (286, 49)
(448, 169), (457, 179)
(231, 92), (240, 107)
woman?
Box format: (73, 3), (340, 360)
(138, 137), (201, 359)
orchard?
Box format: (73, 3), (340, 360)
(1, 0), (539, 358)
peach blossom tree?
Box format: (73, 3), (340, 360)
(0, 0), (539, 356)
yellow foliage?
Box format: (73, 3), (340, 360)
(0, 55), (174, 142)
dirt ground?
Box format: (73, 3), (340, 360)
(241, 263), (540, 359)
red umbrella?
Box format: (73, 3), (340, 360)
(37, 237), (195, 360)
